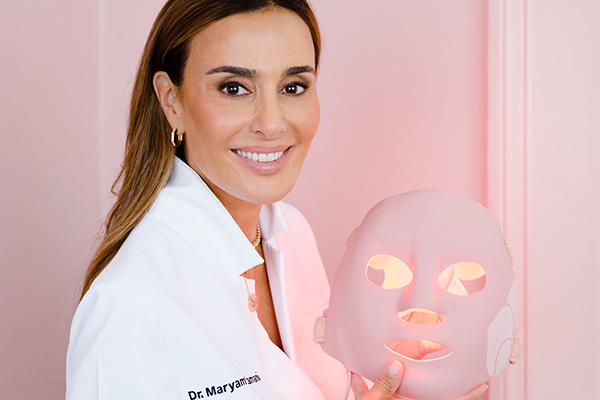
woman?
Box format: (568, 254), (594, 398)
(66, 1), (487, 399)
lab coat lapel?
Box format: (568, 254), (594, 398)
(151, 158), (263, 277)
(260, 204), (296, 361)
(263, 243), (296, 360)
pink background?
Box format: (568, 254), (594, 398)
(1, 0), (599, 399)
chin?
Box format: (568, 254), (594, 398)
(245, 185), (293, 206)
(245, 170), (300, 205)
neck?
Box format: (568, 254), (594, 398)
(202, 180), (262, 243)
(225, 200), (262, 244)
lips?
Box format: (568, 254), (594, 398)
(235, 149), (285, 162)
(231, 146), (291, 175)
(386, 339), (453, 361)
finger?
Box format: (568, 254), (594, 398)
(370, 361), (403, 399)
(350, 372), (370, 398)
(360, 361), (404, 399)
(450, 383), (489, 400)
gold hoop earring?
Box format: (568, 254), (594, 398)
(171, 128), (183, 147)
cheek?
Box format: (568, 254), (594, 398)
(186, 99), (250, 144)
(289, 99), (320, 143)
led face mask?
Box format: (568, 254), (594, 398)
(315, 190), (521, 400)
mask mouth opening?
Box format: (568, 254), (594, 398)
(386, 339), (453, 361)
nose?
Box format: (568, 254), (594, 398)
(249, 93), (286, 138)
(398, 308), (445, 325)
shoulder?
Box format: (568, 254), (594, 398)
(73, 281), (161, 330)
(67, 281), (180, 398)
(68, 281), (165, 368)
(92, 215), (175, 285)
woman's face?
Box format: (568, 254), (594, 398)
(168, 8), (319, 206)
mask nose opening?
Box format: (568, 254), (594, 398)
(398, 308), (445, 325)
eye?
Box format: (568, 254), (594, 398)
(280, 82), (307, 95)
(366, 255), (413, 290)
(220, 82), (250, 96)
(438, 262), (486, 296)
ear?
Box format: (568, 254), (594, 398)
(153, 71), (185, 131)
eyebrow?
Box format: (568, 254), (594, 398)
(283, 65), (315, 76)
(205, 65), (315, 78)
(206, 66), (257, 77)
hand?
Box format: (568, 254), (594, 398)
(351, 361), (402, 400)
(350, 361), (489, 400)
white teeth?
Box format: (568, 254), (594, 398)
(236, 150), (285, 163)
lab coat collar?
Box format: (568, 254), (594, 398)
(258, 200), (288, 243)
(151, 157), (275, 277)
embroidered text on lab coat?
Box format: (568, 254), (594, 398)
(188, 372), (262, 398)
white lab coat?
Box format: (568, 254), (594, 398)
(66, 158), (347, 399)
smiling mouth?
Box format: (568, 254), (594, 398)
(235, 149), (285, 162)
(386, 339), (453, 361)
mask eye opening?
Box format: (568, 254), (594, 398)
(438, 262), (486, 296)
(366, 254), (413, 290)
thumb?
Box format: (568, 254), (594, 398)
(368, 361), (404, 399)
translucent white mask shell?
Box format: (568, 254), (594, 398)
(315, 189), (521, 400)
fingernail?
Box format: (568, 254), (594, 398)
(482, 384), (490, 394)
(389, 361), (402, 376)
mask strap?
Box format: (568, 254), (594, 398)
(314, 316), (352, 399)
(510, 333), (524, 364)
(343, 369), (352, 400)
(345, 227), (359, 246)
(504, 238), (515, 265)
(313, 316), (327, 343)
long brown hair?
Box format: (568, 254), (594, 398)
(81, 0), (322, 298)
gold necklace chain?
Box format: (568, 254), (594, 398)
(250, 222), (261, 248)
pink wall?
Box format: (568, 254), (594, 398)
(0, 2), (102, 398)
(1, 0), (599, 399)
(0, 1), (162, 398)
(99, 0), (168, 213)
(526, 0), (600, 398)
